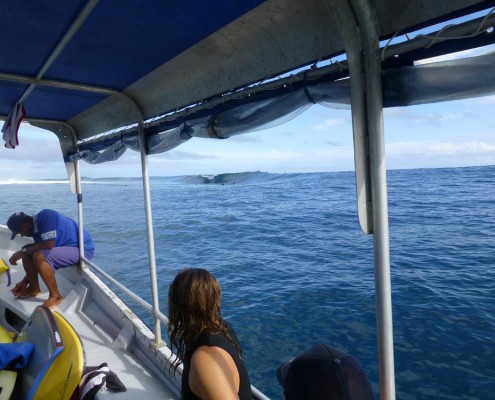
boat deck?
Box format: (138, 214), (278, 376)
(0, 247), (179, 399)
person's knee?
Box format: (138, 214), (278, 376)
(32, 251), (49, 269)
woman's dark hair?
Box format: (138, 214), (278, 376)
(167, 268), (240, 372)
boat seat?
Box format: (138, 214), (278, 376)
(14, 306), (85, 400)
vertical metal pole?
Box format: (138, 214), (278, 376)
(370, 125), (396, 400)
(138, 121), (162, 343)
(74, 159), (86, 267)
(365, 44), (397, 400)
(324, 1), (396, 399)
(355, 2), (396, 397)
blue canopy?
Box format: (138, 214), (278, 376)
(0, 0), (494, 162)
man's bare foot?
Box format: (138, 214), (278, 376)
(13, 288), (41, 298)
(11, 281), (28, 295)
(43, 296), (63, 309)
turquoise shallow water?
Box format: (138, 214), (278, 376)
(1, 165), (494, 399)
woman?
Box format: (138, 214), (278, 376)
(168, 268), (252, 400)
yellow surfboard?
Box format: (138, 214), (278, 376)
(0, 370), (16, 400)
(30, 311), (85, 400)
(0, 325), (16, 400)
(0, 326), (14, 343)
(15, 306), (85, 400)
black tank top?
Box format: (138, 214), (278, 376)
(181, 327), (252, 400)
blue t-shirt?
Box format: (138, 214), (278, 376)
(33, 209), (94, 250)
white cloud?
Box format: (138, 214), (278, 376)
(385, 107), (474, 128)
(388, 141), (495, 155)
(424, 111), (468, 123)
(384, 108), (416, 119)
(385, 141), (495, 169)
(219, 149), (304, 161)
(163, 150), (216, 160)
(429, 112), (459, 121)
(228, 134), (264, 143)
(314, 118), (347, 130)
(0, 138), (62, 162)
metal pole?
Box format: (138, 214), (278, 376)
(369, 139), (396, 400)
(74, 159), (86, 267)
(18, 0), (100, 104)
(83, 258), (169, 324)
(366, 33), (397, 400)
(324, 1), (396, 398)
(138, 121), (162, 344)
(352, 0), (396, 398)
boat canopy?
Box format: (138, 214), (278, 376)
(1, 0), (494, 162)
(2, 3), (494, 400)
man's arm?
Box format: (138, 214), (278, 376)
(9, 240), (55, 265)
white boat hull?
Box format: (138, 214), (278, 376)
(0, 225), (181, 399)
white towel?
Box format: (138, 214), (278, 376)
(2, 102), (25, 149)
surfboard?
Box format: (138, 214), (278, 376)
(0, 325), (16, 400)
(31, 311), (85, 400)
(14, 306), (85, 400)
(0, 326), (14, 343)
(0, 370), (17, 400)
(15, 306), (64, 400)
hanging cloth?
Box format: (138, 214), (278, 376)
(2, 102), (26, 149)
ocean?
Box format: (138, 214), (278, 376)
(1, 165), (494, 400)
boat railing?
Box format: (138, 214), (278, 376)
(82, 257), (169, 327)
(82, 257), (272, 400)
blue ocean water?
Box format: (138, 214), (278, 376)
(0, 165), (494, 399)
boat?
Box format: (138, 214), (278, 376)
(1, 1), (494, 399)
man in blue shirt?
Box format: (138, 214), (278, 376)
(7, 209), (95, 309)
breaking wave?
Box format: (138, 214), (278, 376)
(183, 171), (277, 185)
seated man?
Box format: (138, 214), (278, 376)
(7, 209), (95, 308)
(277, 343), (375, 400)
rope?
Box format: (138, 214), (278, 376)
(417, 7), (495, 48)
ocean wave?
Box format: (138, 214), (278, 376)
(0, 179), (69, 185)
(180, 171), (282, 185)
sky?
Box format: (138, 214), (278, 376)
(1, 44), (495, 181)
(1, 91), (494, 181)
